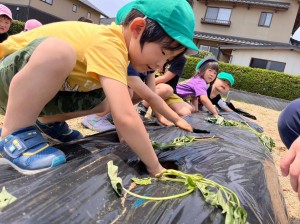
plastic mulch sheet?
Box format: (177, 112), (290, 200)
(0, 112), (288, 223)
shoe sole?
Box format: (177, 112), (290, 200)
(0, 155), (66, 175)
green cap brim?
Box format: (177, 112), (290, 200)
(217, 72), (235, 86)
(116, 1), (134, 25)
(160, 25), (199, 55)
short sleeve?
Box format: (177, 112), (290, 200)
(168, 56), (187, 76)
(85, 37), (128, 85)
(127, 64), (139, 77)
(194, 78), (207, 97)
(217, 98), (228, 109)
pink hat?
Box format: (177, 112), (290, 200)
(24, 19), (43, 31)
(0, 4), (12, 20)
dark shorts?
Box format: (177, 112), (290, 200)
(278, 98), (300, 148)
(0, 38), (105, 116)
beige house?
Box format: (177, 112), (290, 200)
(1, 0), (108, 24)
(192, 0), (300, 75)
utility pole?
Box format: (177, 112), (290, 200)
(27, 0), (31, 20)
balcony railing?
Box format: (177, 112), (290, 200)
(201, 18), (231, 26)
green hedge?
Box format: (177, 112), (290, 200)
(8, 20), (25, 35)
(182, 56), (300, 101)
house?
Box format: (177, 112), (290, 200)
(100, 17), (115, 25)
(192, 0), (300, 75)
(0, 0), (108, 24)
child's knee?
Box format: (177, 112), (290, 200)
(41, 37), (76, 69)
(178, 109), (191, 116)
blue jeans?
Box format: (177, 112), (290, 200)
(278, 98), (300, 148)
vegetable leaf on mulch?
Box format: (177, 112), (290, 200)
(107, 161), (248, 224)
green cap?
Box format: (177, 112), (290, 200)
(195, 56), (218, 71)
(116, 1), (134, 25)
(116, 0), (199, 55)
(217, 72), (235, 86)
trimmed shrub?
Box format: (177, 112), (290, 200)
(182, 56), (200, 79)
(8, 20), (25, 35)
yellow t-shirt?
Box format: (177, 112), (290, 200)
(0, 21), (128, 92)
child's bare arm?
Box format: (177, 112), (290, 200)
(128, 76), (192, 132)
(145, 72), (156, 92)
(154, 112), (174, 126)
(200, 95), (218, 117)
(155, 70), (176, 85)
(145, 74), (174, 126)
(191, 97), (199, 112)
(100, 76), (164, 176)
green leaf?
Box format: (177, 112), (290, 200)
(217, 190), (227, 212)
(196, 183), (210, 197)
(107, 167), (248, 223)
(196, 179), (247, 223)
(225, 206), (234, 224)
(107, 161), (123, 197)
(184, 176), (197, 190)
(257, 133), (275, 151)
(216, 116), (225, 125)
(0, 186), (17, 209)
(131, 177), (152, 185)
(151, 141), (177, 150)
(207, 117), (275, 152)
(151, 141), (162, 149)
(233, 207), (248, 223)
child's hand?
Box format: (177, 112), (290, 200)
(147, 163), (165, 177)
(280, 136), (300, 200)
(174, 118), (193, 132)
(213, 113), (219, 118)
(157, 115), (174, 127)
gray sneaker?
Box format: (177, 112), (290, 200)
(82, 114), (116, 133)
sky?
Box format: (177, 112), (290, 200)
(88, 0), (132, 18)
(292, 29), (300, 41)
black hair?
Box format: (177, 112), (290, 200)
(195, 61), (219, 78)
(186, 0), (194, 7)
(122, 9), (186, 52)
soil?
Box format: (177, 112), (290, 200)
(0, 100), (299, 223)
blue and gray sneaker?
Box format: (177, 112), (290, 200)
(0, 126), (66, 174)
(36, 120), (83, 143)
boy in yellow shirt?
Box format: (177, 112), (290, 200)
(0, 0), (198, 175)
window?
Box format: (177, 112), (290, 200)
(199, 45), (219, 58)
(199, 45), (209, 52)
(40, 0), (53, 4)
(250, 58), (285, 72)
(87, 12), (91, 19)
(72, 4), (77, 12)
(259, 12), (272, 27)
(202, 7), (232, 25)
